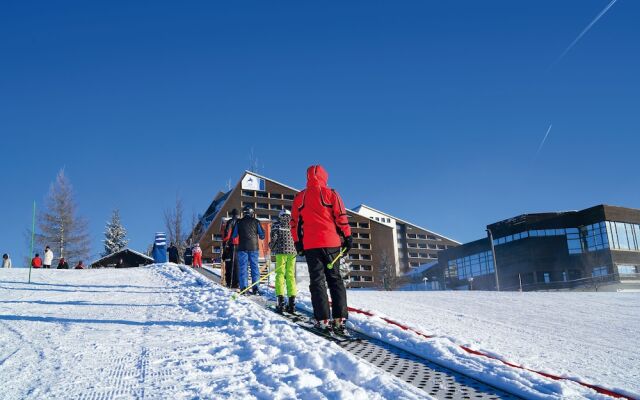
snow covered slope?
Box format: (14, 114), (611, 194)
(0, 266), (427, 399)
(347, 290), (640, 399)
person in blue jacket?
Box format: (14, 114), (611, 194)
(232, 205), (265, 294)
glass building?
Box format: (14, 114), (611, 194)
(436, 205), (640, 291)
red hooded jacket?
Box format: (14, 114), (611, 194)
(291, 165), (351, 250)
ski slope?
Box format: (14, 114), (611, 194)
(347, 290), (640, 399)
(0, 266), (426, 400)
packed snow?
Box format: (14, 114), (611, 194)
(0, 265), (427, 399)
(346, 290), (640, 399)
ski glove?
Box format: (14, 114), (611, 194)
(343, 235), (353, 253)
(294, 241), (304, 256)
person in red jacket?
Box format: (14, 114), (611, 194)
(291, 165), (353, 336)
(192, 243), (203, 268)
(31, 253), (43, 268)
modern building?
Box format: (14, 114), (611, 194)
(436, 205), (640, 291)
(352, 205), (459, 276)
(189, 171), (457, 288)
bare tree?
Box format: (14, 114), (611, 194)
(164, 195), (186, 254)
(378, 250), (398, 291)
(36, 169), (91, 265)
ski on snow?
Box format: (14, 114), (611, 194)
(265, 304), (357, 343)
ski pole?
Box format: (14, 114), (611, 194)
(327, 247), (346, 270)
(232, 269), (274, 300)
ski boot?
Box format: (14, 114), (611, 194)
(314, 319), (333, 337)
(286, 296), (297, 315)
(332, 318), (352, 339)
(275, 295), (285, 313)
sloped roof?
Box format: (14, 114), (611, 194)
(91, 248), (153, 266)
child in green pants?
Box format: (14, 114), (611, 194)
(270, 209), (298, 313)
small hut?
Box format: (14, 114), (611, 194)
(91, 248), (154, 269)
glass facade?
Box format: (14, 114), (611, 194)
(495, 220), (640, 254)
(447, 251), (494, 280)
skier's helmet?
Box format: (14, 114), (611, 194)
(243, 205), (255, 217)
(279, 209), (291, 218)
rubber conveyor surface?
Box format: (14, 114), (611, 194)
(191, 267), (520, 400)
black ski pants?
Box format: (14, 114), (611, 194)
(304, 247), (348, 321)
(224, 245), (240, 289)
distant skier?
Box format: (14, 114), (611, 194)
(57, 257), (70, 269)
(31, 253), (42, 269)
(75, 261), (85, 269)
(2, 254), (12, 268)
(232, 205), (265, 294)
(167, 242), (179, 263)
(270, 209), (297, 313)
(291, 165), (353, 336)
(183, 244), (193, 266)
(43, 246), (53, 269)
(222, 209), (240, 288)
(192, 243), (203, 268)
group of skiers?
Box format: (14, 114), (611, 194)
(220, 165), (352, 335)
(28, 246), (86, 269)
(167, 242), (203, 267)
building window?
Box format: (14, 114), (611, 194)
(360, 243), (371, 250)
(429, 253), (437, 259)
(270, 193), (282, 199)
(358, 222), (370, 229)
(606, 221), (640, 251)
(407, 234), (417, 239)
(409, 262), (420, 267)
(350, 243), (359, 250)
(447, 251), (495, 280)
(360, 233), (370, 239)
(361, 254), (371, 260)
(351, 264), (361, 271)
(592, 266), (608, 277)
(284, 205), (292, 211)
(363, 276), (373, 282)
(417, 234), (427, 240)
(617, 264), (638, 274)
(257, 214), (269, 219)
(427, 235), (436, 240)
(349, 254), (359, 260)
(407, 243), (417, 248)
(349, 222), (358, 228)
(241, 190), (255, 197)
(351, 276), (362, 282)
(256, 203), (269, 210)
(213, 247), (221, 254)
(212, 234), (222, 241)
(409, 253), (419, 258)
(270, 204), (282, 210)
(283, 194), (295, 201)
(256, 191), (268, 198)
(418, 243), (427, 249)
(362, 265), (372, 271)
(242, 201), (255, 208)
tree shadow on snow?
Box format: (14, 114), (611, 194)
(0, 314), (220, 328)
(0, 280), (166, 290)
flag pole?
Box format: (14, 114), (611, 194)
(28, 201), (35, 283)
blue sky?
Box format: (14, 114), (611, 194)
(1, 1), (638, 264)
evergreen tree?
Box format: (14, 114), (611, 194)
(103, 209), (129, 256)
(36, 169), (91, 265)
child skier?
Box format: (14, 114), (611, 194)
(270, 209), (297, 313)
(192, 243), (203, 268)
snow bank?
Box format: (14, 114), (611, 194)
(345, 291), (640, 400)
(0, 266), (428, 399)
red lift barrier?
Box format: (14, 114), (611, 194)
(346, 306), (635, 400)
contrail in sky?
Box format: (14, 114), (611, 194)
(536, 124), (553, 156)
(552, 0), (619, 67)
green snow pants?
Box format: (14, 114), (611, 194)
(275, 254), (297, 297)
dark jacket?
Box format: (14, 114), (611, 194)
(270, 214), (296, 255)
(57, 261), (69, 269)
(291, 165), (351, 250)
(232, 216), (265, 252)
(167, 245), (179, 263)
(183, 247), (193, 265)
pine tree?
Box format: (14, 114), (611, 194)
(103, 209), (129, 256)
(36, 169), (91, 265)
